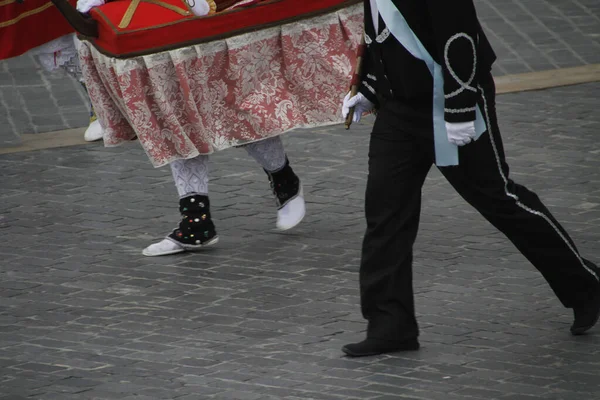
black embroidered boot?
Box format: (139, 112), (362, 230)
(265, 159), (305, 230)
(143, 194), (218, 256)
(169, 194), (218, 248)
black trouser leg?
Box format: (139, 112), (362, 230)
(360, 104), (433, 340)
(439, 76), (600, 308)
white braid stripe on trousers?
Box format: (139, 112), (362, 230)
(477, 83), (599, 281)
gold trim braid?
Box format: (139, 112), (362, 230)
(118, 0), (140, 28)
(118, 0), (191, 29)
(0, 1), (54, 28)
(207, 0), (216, 14)
(144, 0), (190, 14)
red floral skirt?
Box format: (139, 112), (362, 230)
(79, 2), (364, 167)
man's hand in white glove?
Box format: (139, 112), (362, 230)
(446, 121), (476, 146)
(342, 92), (375, 123)
(77, 0), (105, 13)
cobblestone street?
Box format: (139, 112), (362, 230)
(1, 82), (599, 399)
(1, 0), (600, 144)
(1, 0), (600, 399)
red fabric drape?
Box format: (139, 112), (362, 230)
(0, 0), (77, 60)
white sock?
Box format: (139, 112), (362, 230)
(170, 156), (209, 197)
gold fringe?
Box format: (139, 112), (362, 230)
(0, 1), (54, 28)
(206, 0), (216, 14)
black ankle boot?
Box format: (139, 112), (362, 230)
(265, 158), (301, 209)
(168, 194), (218, 249)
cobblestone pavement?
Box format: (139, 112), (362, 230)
(0, 82), (599, 399)
(1, 0), (599, 144)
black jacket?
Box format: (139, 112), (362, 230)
(359, 0), (497, 123)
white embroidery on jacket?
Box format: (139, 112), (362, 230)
(444, 106), (476, 114)
(362, 81), (376, 95)
(376, 27), (390, 43)
(444, 33), (477, 99)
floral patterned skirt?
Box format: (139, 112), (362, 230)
(78, 3), (363, 167)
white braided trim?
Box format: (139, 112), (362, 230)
(444, 106), (476, 114)
(362, 81), (376, 95)
(376, 27), (390, 43)
(478, 83), (599, 282)
(444, 33), (478, 99)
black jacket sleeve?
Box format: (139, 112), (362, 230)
(426, 0), (480, 123)
(357, 41), (380, 108)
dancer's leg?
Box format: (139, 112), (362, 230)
(244, 137), (305, 230)
(143, 156), (218, 256)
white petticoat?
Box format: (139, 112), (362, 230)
(29, 34), (79, 73)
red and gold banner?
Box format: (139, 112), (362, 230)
(0, 0), (76, 60)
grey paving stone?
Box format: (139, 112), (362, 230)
(0, 4), (600, 400)
(1, 83), (597, 398)
(1, 0), (599, 143)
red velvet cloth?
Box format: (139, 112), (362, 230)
(0, 0), (77, 60)
(89, 0), (361, 57)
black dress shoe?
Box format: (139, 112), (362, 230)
(342, 338), (419, 357)
(571, 289), (600, 335)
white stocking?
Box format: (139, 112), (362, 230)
(244, 136), (286, 172)
(170, 156), (209, 198)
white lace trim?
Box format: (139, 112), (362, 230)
(30, 35), (78, 72)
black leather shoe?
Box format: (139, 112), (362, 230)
(571, 289), (600, 335)
(342, 338), (419, 357)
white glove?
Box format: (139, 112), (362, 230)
(446, 121), (476, 146)
(187, 0), (211, 16)
(342, 92), (375, 123)
(77, 0), (105, 13)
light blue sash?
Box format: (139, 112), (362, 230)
(375, 0), (486, 166)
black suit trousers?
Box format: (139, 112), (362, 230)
(360, 75), (600, 340)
